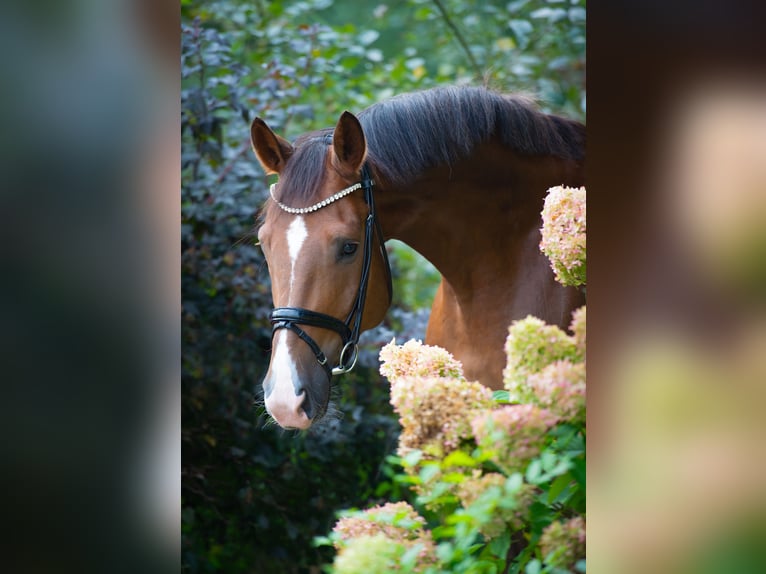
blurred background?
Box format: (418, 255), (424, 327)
(587, 1), (766, 572)
(180, 0), (584, 571)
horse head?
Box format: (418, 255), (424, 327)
(251, 112), (392, 429)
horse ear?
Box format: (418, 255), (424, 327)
(332, 111), (367, 174)
(250, 117), (294, 174)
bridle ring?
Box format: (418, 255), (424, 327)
(332, 341), (359, 376)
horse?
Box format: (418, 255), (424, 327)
(251, 86), (585, 429)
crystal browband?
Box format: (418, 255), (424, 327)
(269, 180), (372, 215)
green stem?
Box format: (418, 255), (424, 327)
(430, 0), (483, 78)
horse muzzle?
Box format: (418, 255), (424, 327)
(263, 329), (331, 429)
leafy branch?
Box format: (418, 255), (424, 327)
(430, 0), (482, 79)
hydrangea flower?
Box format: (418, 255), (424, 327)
(333, 502), (427, 545)
(525, 360), (586, 424)
(332, 503), (437, 573)
(503, 316), (581, 397)
(380, 338), (464, 382)
(570, 305), (586, 358)
(471, 405), (559, 473)
(539, 516), (586, 571)
(381, 339), (492, 458)
(389, 375), (494, 458)
(540, 185), (586, 287)
(332, 533), (411, 574)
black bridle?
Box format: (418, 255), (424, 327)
(269, 163), (393, 380)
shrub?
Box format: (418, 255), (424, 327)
(322, 305), (587, 573)
(320, 186), (587, 574)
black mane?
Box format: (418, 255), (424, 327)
(359, 86), (584, 186)
(276, 86), (584, 205)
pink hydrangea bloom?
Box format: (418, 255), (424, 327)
(471, 405), (559, 473)
(526, 360), (586, 424)
(389, 375), (494, 458)
(539, 516), (586, 570)
(540, 185), (586, 287)
(381, 338), (492, 458)
(380, 338), (464, 382)
(333, 501), (427, 545)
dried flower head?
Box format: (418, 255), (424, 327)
(471, 405), (559, 473)
(380, 338), (464, 382)
(526, 360), (586, 424)
(540, 185), (586, 287)
(503, 316), (581, 397)
(539, 516), (586, 571)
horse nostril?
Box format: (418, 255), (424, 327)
(301, 395), (314, 419)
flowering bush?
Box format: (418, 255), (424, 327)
(320, 190), (587, 574)
(540, 185), (586, 287)
(323, 319), (586, 573)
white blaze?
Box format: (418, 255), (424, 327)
(286, 216), (307, 303)
(265, 216), (311, 429)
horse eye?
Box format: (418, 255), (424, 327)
(341, 242), (358, 257)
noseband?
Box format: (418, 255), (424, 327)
(268, 160), (392, 379)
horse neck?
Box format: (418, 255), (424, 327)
(376, 142), (584, 316)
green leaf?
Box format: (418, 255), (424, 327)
(403, 449), (423, 468)
(546, 473), (572, 504)
(488, 530), (512, 559)
(526, 558), (542, 574)
(471, 559), (501, 573)
(358, 30), (379, 46)
(419, 462), (441, 483)
(492, 390), (511, 403)
(394, 474), (421, 486)
(443, 450), (478, 468)
(505, 472), (524, 493)
(526, 459), (542, 483)
(432, 525), (457, 540)
(446, 513), (474, 525)
(508, 19), (533, 50)
(540, 450), (558, 472)
(442, 472), (469, 484)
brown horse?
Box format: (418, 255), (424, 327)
(252, 86), (585, 429)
